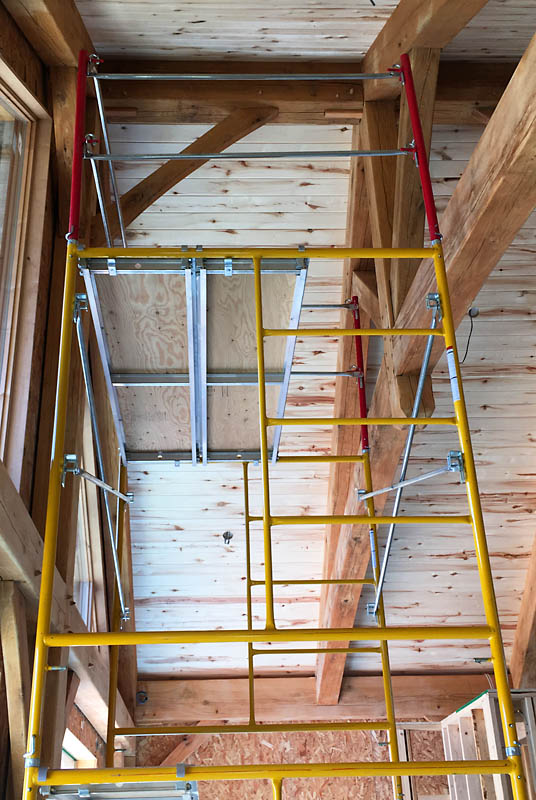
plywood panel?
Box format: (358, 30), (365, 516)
(96, 275), (189, 371)
(207, 385), (280, 451)
(207, 273), (294, 371)
(118, 387), (190, 451)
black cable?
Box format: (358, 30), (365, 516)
(460, 308), (478, 364)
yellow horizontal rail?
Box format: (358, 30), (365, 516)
(114, 720), (389, 737)
(250, 515), (472, 526)
(38, 759), (513, 786)
(43, 624), (492, 647)
(276, 455), (365, 463)
(76, 246), (436, 261)
(264, 328), (444, 337)
(251, 646), (382, 655)
(266, 417), (457, 426)
(249, 578), (375, 585)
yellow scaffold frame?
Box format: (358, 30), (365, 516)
(22, 238), (528, 800)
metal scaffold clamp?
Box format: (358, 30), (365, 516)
(447, 450), (465, 483)
(426, 292), (442, 319)
(73, 292), (88, 323)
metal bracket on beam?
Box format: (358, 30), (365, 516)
(224, 256), (233, 276)
(107, 257), (117, 276)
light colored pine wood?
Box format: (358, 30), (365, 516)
(362, 0), (491, 101)
(137, 674), (490, 726)
(0, 582), (31, 799)
(92, 106), (279, 245)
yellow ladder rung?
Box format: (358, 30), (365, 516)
(276, 454), (365, 463)
(264, 328), (444, 337)
(267, 416), (457, 427)
(252, 515), (472, 526)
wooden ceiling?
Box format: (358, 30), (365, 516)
(115, 119), (536, 679)
(75, 0), (532, 61)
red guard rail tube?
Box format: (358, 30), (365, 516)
(351, 295), (369, 450)
(68, 50), (90, 240)
(399, 53), (441, 243)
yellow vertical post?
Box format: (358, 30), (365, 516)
(433, 243), (527, 800)
(362, 451), (403, 800)
(22, 242), (79, 798)
(252, 256), (276, 631)
(106, 462), (127, 766)
(272, 778), (282, 799)
(242, 462), (256, 725)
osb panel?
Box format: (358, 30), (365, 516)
(409, 730), (449, 798)
(138, 729), (393, 799)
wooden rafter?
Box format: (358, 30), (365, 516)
(316, 32), (536, 704)
(2, 0), (93, 67)
(362, 0), (490, 100)
(138, 674), (490, 726)
(91, 105), (278, 246)
(100, 59), (515, 126)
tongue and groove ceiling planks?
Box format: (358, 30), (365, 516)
(92, 120), (536, 678)
(75, 0), (532, 61)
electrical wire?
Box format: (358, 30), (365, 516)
(460, 308), (478, 364)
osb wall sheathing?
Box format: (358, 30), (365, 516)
(138, 728), (448, 799)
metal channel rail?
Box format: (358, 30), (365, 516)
(21, 50), (528, 800)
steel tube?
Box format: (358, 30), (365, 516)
(114, 720), (390, 737)
(371, 311), (438, 616)
(23, 50), (89, 800)
(37, 759), (514, 787)
(92, 72), (397, 81)
(184, 267), (198, 464)
(266, 416), (456, 426)
(272, 266), (307, 462)
(253, 256), (276, 630)
(77, 246), (435, 260)
(75, 314), (127, 618)
(106, 464), (128, 766)
(359, 464), (449, 501)
(43, 624), (493, 647)
(432, 244), (528, 800)
(89, 156), (112, 247)
(85, 148), (409, 161)
(264, 327), (444, 337)
(249, 578), (374, 585)
(76, 468), (132, 504)
(92, 75), (127, 247)
(265, 514), (471, 526)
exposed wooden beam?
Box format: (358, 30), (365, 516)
(511, 536), (536, 688)
(2, 0), (93, 67)
(160, 733), (206, 766)
(362, 0), (490, 100)
(321, 124), (372, 585)
(138, 674), (490, 726)
(0, 582), (31, 799)
(393, 32), (536, 376)
(100, 59), (515, 126)
(317, 33), (536, 704)
(0, 459), (133, 748)
(0, 3), (46, 108)
(361, 98), (424, 419)
(391, 48), (440, 318)
(91, 105), (278, 245)
(352, 272), (380, 327)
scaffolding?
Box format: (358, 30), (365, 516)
(22, 51), (528, 800)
